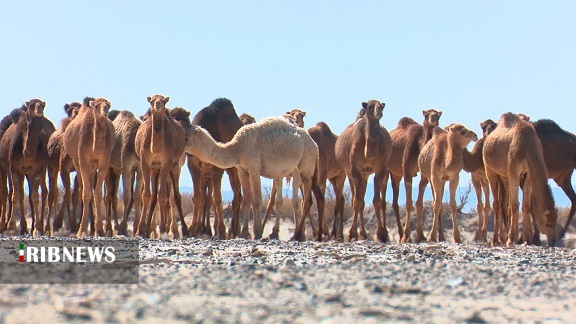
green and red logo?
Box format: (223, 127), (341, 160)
(19, 243), (24, 262)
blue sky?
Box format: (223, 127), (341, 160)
(2, 1), (575, 205)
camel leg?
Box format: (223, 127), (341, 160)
(12, 173), (28, 235)
(187, 156), (203, 237)
(414, 177), (429, 243)
(481, 178), (491, 242)
(46, 165), (58, 236)
(104, 170), (118, 237)
(521, 177), (534, 245)
(118, 166), (133, 236)
(39, 174), (48, 236)
(263, 183), (277, 230)
(132, 168), (143, 234)
(449, 176), (461, 243)
(373, 169), (389, 242)
(428, 176), (445, 242)
(472, 175), (484, 242)
(237, 169), (252, 239)
(389, 174), (404, 242)
(291, 173), (303, 237)
(211, 168), (226, 239)
(226, 167), (242, 239)
(348, 173), (367, 241)
(268, 178), (283, 240)
(93, 162), (109, 237)
(28, 176), (42, 237)
(557, 173), (576, 238)
(486, 171), (502, 246)
(136, 164), (152, 238)
(506, 173), (521, 247)
(0, 168), (7, 233)
(76, 160), (94, 238)
(249, 172), (263, 239)
(401, 173), (415, 243)
(329, 175), (346, 241)
(170, 168), (190, 238)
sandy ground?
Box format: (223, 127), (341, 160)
(1, 203), (576, 323)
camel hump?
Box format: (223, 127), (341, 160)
(210, 98), (233, 108)
(397, 117), (418, 129)
(533, 119), (564, 135)
(314, 121), (333, 134)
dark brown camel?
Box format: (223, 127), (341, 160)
(530, 119), (576, 239)
(334, 100), (393, 242)
(387, 109), (442, 243)
(135, 95), (189, 239)
(0, 108), (46, 235)
(187, 98), (243, 239)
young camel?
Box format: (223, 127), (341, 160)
(483, 112), (557, 247)
(387, 109), (442, 243)
(63, 97), (115, 237)
(184, 117), (319, 240)
(48, 102), (81, 233)
(418, 124), (478, 243)
(335, 100), (393, 242)
(0, 109), (46, 235)
(135, 95), (189, 239)
(105, 110), (142, 236)
(462, 119), (497, 242)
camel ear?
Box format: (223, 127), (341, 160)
(165, 96), (170, 103)
(187, 111), (191, 116)
(23, 101), (30, 110)
(447, 124), (458, 133)
(422, 110), (427, 117)
(438, 111), (443, 117)
(285, 111), (290, 115)
(303, 111), (307, 116)
(43, 101), (46, 107)
(147, 96), (152, 103)
(361, 102), (368, 109)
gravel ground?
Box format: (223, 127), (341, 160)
(1, 237), (575, 323)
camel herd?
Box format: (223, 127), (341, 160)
(0, 96), (574, 247)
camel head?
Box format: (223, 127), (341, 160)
(422, 109), (442, 127)
(517, 113), (531, 121)
(23, 99), (46, 118)
(239, 113), (256, 125)
(147, 94), (170, 116)
(361, 100), (384, 120)
(108, 110), (121, 121)
(538, 209), (558, 247)
(171, 107), (192, 130)
(285, 109), (306, 128)
(446, 123), (478, 146)
(184, 125), (214, 155)
(22, 111), (44, 158)
(90, 98), (112, 117)
(64, 102), (82, 118)
(480, 119), (497, 137)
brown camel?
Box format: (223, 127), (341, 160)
(239, 113), (256, 125)
(483, 112), (557, 246)
(134, 95), (189, 238)
(105, 110), (142, 236)
(334, 100), (393, 242)
(0, 108), (46, 235)
(387, 109), (442, 243)
(187, 98), (244, 239)
(418, 124), (478, 243)
(462, 119), (497, 242)
(63, 97), (116, 237)
(48, 102), (82, 233)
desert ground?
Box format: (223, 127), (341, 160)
(1, 205), (575, 323)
